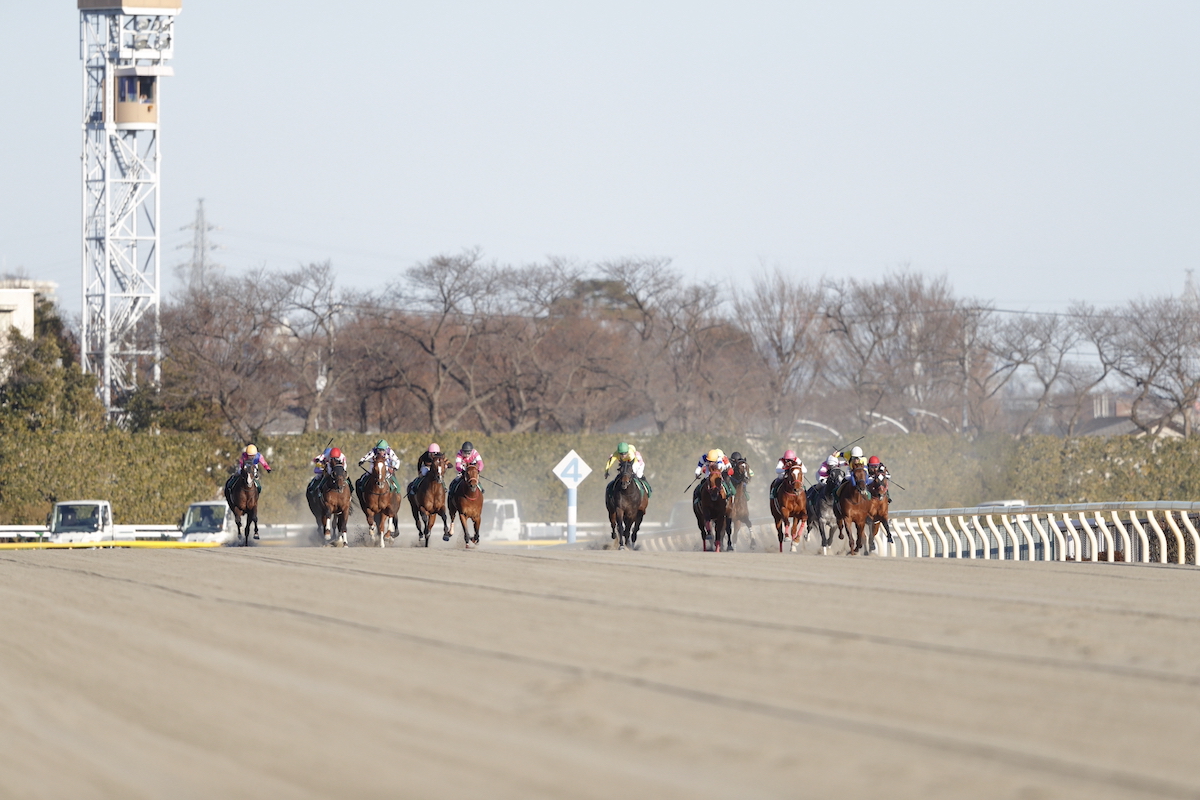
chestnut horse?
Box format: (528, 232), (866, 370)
(770, 464), (808, 552)
(307, 461), (352, 547)
(447, 463), (484, 548)
(606, 459), (648, 550)
(356, 451), (402, 547)
(865, 472), (894, 552)
(407, 452), (449, 546)
(224, 461), (260, 546)
(729, 459), (755, 549)
(694, 469), (732, 552)
(839, 464), (875, 556)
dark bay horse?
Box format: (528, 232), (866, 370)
(606, 459), (648, 550)
(447, 463), (484, 549)
(224, 461), (260, 546)
(770, 464), (808, 552)
(308, 461), (352, 547)
(407, 452), (449, 546)
(356, 452), (402, 547)
(839, 464), (875, 556)
(694, 469), (732, 552)
(806, 467), (843, 555)
(729, 459), (755, 550)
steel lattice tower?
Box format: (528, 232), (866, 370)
(79, 0), (180, 416)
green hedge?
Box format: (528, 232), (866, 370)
(1, 431), (1198, 526)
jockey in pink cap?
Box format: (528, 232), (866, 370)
(775, 449), (806, 478)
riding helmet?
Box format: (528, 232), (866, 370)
(330, 448), (342, 459)
(868, 455), (881, 465)
(376, 439), (389, 450)
(245, 444), (258, 456)
(850, 446), (864, 459)
(783, 450), (797, 461)
(427, 443), (441, 453)
(617, 442), (630, 454)
(730, 451), (743, 461)
(706, 448), (722, 462)
(461, 441), (474, 453)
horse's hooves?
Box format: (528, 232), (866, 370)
(790, 543), (798, 553)
(442, 533), (452, 542)
(472, 536), (480, 544)
(838, 533), (844, 539)
(253, 533), (259, 540)
(618, 544), (625, 550)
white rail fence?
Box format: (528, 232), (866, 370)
(883, 502), (1199, 565)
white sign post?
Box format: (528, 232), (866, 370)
(552, 450), (592, 544)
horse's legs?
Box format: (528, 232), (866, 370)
(631, 511), (644, 546)
(439, 507), (450, 539)
(250, 507), (259, 542)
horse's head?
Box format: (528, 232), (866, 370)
(617, 459), (634, 489)
(734, 460), (751, 482)
(786, 465), (803, 489)
(705, 468), (725, 499)
(851, 464), (867, 489)
(373, 451), (387, 478)
(331, 461), (346, 491)
(827, 467), (844, 485)
(870, 475), (888, 499)
(464, 463), (480, 488)
(242, 461), (258, 483)
(431, 452), (446, 477)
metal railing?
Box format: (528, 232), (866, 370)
(883, 502), (1200, 565)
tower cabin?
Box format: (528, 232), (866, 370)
(78, 0), (180, 129)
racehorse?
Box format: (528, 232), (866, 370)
(224, 461), (260, 546)
(307, 461), (353, 547)
(694, 469), (732, 552)
(770, 464), (808, 552)
(729, 459), (755, 549)
(606, 459), (648, 550)
(407, 452), (449, 546)
(806, 466), (843, 555)
(865, 471), (894, 552)
(839, 464), (875, 556)
(355, 451), (402, 547)
(447, 462), (484, 549)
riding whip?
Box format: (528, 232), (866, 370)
(480, 475), (506, 488)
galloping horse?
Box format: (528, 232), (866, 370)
(838, 464), (875, 556)
(770, 464), (808, 552)
(307, 461), (353, 547)
(224, 461), (260, 546)
(806, 466), (843, 555)
(694, 469), (733, 552)
(865, 472), (894, 551)
(447, 462), (484, 548)
(407, 452), (449, 546)
(606, 459), (648, 550)
(729, 459), (755, 549)
(356, 451), (402, 547)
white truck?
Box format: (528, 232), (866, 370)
(481, 498), (523, 540)
(46, 500), (179, 544)
(178, 501), (237, 545)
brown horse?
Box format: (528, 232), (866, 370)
(694, 469), (732, 552)
(606, 459), (648, 550)
(307, 461), (353, 547)
(223, 461), (260, 546)
(865, 473), (894, 551)
(407, 452), (449, 546)
(447, 463), (484, 548)
(770, 464), (808, 552)
(839, 464), (875, 555)
(356, 452), (402, 547)
(729, 459), (755, 550)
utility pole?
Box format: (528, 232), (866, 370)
(177, 198), (220, 290)
(961, 311), (973, 435)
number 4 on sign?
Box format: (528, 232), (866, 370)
(553, 450), (592, 489)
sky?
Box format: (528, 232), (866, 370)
(1, 1), (1198, 318)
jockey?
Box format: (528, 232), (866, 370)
(409, 443), (444, 495)
(840, 445), (863, 469)
(309, 447), (346, 492)
(450, 441), (485, 495)
(416, 443), (443, 478)
(816, 453), (840, 484)
(693, 448), (735, 505)
(359, 439), (402, 493)
(774, 449), (806, 479)
(729, 451), (754, 478)
(866, 455), (892, 502)
(604, 442), (651, 497)
(235, 444), (271, 492)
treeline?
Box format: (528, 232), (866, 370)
(134, 253), (1200, 441)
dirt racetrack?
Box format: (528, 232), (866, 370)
(2, 546), (1200, 799)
